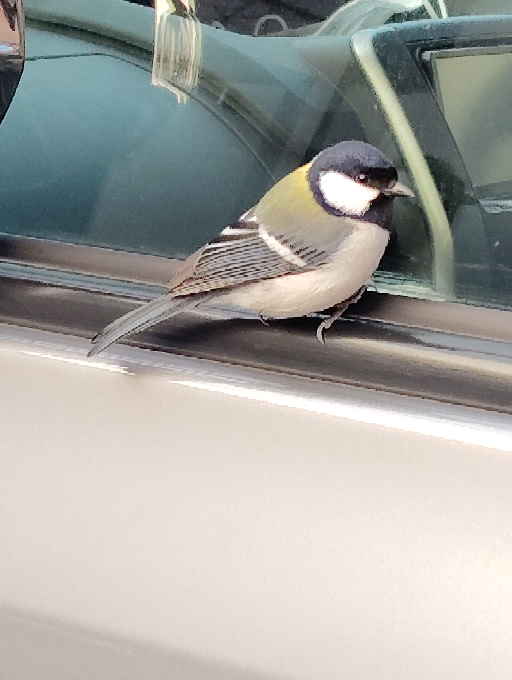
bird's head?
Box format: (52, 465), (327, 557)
(308, 141), (414, 225)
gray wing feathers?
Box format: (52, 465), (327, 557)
(171, 231), (330, 297)
(172, 236), (291, 295)
(88, 292), (212, 357)
(89, 219), (353, 356)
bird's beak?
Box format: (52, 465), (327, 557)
(383, 182), (415, 198)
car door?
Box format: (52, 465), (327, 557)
(1, 2), (512, 679)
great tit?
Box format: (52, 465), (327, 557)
(88, 140), (414, 357)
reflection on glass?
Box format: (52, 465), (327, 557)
(432, 48), (512, 196)
(152, 0), (202, 102)
(429, 44), (512, 306)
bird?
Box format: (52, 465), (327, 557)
(88, 140), (414, 357)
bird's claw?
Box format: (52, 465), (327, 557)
(315, 285), (367, 344)
(316, 321), (329, 344)
(316, 304), (348, 344)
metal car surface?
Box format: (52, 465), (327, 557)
(1, 2), (512, 679)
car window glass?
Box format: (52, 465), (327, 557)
(0, 0), (510, 308)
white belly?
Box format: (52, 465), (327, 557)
(221, 222), (389, 318)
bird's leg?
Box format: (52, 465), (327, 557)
(259, 314), (270, 326)
(316, 285), (366, 344)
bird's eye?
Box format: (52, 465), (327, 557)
(357, 173), (367, 182)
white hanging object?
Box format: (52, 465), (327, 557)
(152, 0), (202, 103)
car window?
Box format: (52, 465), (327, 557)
(0, 0), (511, 310)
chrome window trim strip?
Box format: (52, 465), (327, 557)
(0, 234), (179, 285)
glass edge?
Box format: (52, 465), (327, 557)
(350, 27), (455, 298)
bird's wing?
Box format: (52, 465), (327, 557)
(169, 214), (337, 297)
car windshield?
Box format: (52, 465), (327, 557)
(0, 0), (511, 307)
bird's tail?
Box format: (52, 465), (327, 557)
(88, 292), (213, 357)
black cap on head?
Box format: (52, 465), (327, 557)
(310, 141), (397, 188)
(308, 141), (399, 220)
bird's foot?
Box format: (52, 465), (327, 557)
(316, 285), (366, 344)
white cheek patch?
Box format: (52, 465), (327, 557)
(319, 171), (380, 216)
